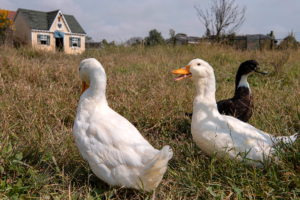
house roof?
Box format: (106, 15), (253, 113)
(63, 14), (86, 34)
(235, 34), (275, 40)
(166, 35), (202, 43)
(7, 11), (16, 20)
(15, 8), (86, 34)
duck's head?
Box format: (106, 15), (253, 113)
(79, 58), (106, 95)
(238, 60), (268, 76)
(172, 58), (214, 81)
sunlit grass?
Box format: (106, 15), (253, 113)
(0, 44), (300, 199)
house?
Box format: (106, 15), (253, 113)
(13, 8), (86, 54)
(7, 11), (16, 20)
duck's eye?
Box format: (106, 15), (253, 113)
(197, 63), (201, 66)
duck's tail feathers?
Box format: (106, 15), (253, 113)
(276, 132), (298, 144)
(141, 145), (173, 191)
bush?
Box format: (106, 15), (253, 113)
(279, 34), (298, 50)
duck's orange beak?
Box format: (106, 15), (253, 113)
(172, 65), (192, 81)
(81, 82), (89, 95)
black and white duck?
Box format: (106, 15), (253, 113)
(186, 60), (268, 122)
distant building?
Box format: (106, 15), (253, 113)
(234, 34), (277, 50)
(165, 33), (277, 50)
(13, 8), (86, 54)
(7, 11), (16, 20)
(85, 41), (104, 49)
(165, 35), (203, 46)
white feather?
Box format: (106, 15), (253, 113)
(184, 58), (297, 166)
(73, 58), (173, 191)
(237, 74), (252, 93)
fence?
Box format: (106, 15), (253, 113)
(233, 34), (276, 50)
(273, 32), (300, 44)
(202, 31), (300, 50)
(197, 34), (276, 50)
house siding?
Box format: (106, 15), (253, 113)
(13, 14), (31, 45)
(49, 13), (69, 33)
(64, 34), (85, 54)
(32, 32), (55, 51)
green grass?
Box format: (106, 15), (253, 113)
(0, 44), (300, 199)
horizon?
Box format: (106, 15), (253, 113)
(1, 0), (299, 42)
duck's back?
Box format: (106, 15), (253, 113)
(217, 86), (253, 122)
(192, 112), (274, 165)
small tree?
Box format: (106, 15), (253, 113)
(0, 9), (15, 42)
(102, 39), (108, 46)
(108, 41), (116, 47)
(85, 36), (93, 42)
(144, 29), (164, 46)
(279, 33), (298, 50)
(194, 0), (246, 39)
(169, 29), (175, 45)
(126, 37), (143, 46)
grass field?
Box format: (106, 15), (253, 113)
(0, 44), (300, 199)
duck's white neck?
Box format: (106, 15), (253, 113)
(237, 75), (250, 92)
(84, 71), (108, 105)
(192, 75), (218, 114)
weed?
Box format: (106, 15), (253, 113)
(0, 44), (299, 199)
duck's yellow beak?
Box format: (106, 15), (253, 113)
(172, 65), (192, 81)
(81, 82), (89, 95)
(254, 66), (268, 74)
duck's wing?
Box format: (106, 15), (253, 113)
(217, 98), (236, 116)
(215, 115), (273, 142)
(74, 106), (158, 169)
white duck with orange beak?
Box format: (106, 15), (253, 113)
(172, 58), (298, 166)
(73, 58), (173, 192)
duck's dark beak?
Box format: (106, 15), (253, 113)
(172, 65), (192, 81)
(81, 82), (89, 95)
(255, 66), (268, 75)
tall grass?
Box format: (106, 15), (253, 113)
(0, 44), (300, 199)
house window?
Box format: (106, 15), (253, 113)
(69, 37), (81, 48)
(37, 34), (50, 45)
(72, 38), (78, 47)
(40, 35), (47, 45)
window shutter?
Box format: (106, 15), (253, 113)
(37, 34), (41, 43)
(47, 35), (50, 45)
(78, 38), (81, 47)
(69, 37), (72, 47)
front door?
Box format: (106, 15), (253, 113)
(56, 38), (63, 52)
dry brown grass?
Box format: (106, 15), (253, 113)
(0, 45), (300, 199)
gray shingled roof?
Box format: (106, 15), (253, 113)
(64, 14), (86, 34)
(47, 10), (60, 30)
(16, 8), (86, 34)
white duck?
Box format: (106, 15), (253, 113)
(73, 58), (173, 192)
(172, 58), (298, 166)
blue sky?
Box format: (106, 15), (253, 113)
(1, 0), (299, 42)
